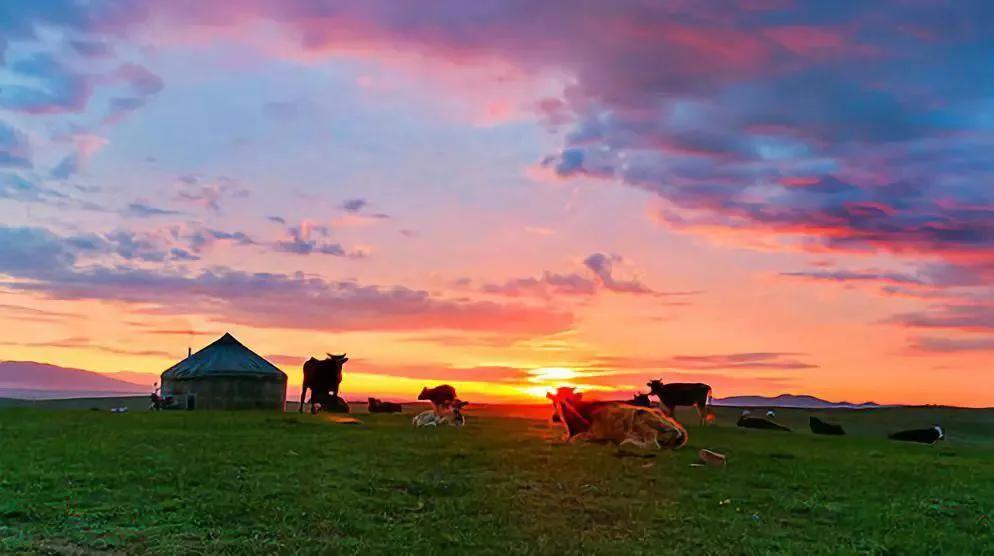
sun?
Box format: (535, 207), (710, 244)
(520, 367), (581, 399)
(529, 367), (579, 382)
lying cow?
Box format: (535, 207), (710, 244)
(889, 426), (944, 445)
(737, 410), (791, 432)
(412, 401), (468, 428)
(546, 387), (686, 450)
(646, 379), (713, 425)
(367, 397), (402, 413)
(418, 384), (457, 412)
(809, 416), (845, 436)
(630, 393), (652, 407)
(310, 393), (350, 414)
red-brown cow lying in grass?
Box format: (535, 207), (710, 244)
(546, 387), (687, 451)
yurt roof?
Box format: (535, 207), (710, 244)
(161, 333), (287, 380)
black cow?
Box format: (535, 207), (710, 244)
(737, 411), (791, 432)
(368, 397), (403, 413)
(809, 416), (846, 436)
(629, 393), (652, 407)
(646, 379), (712, 425)
(418, 384), (457, 411)
(889, 426), (944, 444)
(300, 353), (348, 414)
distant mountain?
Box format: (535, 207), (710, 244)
(714, 393), (880, 409)
(0, 361), (148, 399)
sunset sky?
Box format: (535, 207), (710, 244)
(2, 1), (993, 406)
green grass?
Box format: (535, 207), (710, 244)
(0, 405), (992, 554)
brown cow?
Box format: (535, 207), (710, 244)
(300, 353), (348, 414)
(546, 387), (687, 450)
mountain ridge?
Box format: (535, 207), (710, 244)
(714, 393), (880, 409)
(0, 361), (148, 399)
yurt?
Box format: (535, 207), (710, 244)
(161, 333), (287, 410)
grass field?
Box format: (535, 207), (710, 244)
(0, 404), (992, 554)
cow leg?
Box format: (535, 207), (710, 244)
(298, 386), (307, 414)
(665, 404), (675, 418)
(696, 403), (705, 426)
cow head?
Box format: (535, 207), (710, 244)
(546, 386), (582, 405)
(546, 387), (590, 437)
(326, 353), (348, 364)
(646, 379), (664, 392)
(417, 387), (429, 400)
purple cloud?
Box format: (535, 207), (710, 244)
(0, 225), (570, 335)
(0, 122), (32, 168)
(907, 336), (994, 354)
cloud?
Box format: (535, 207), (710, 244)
(906, 336), (994, 354)
(0, 53), (91, 114)
(342, 198), (368, 213)
(482, 253), (697, 299)
(174, 175), (249, 212)
(780, 269), (925, 286)
(123, 202), (182, 217)
(0, 336), (174, 358)
(482, 272), (597, 298)
(274, 221), (366, 258)
(590, 352), (817, 372)
(888, 305), (994, 332)
(49, 134), (108, 180)
(0, 225), (572, 335)
(70, 39), (114, 58)
(0, 173), (65, 202)
(262, 99), (313, 119)
(0, 122), (32, 168)
(582, 253), (660, 296)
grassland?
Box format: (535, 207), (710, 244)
(0, 404), (992, 554)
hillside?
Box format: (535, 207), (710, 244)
(714, 393), (880, 409)
(0, 361), (147, 399)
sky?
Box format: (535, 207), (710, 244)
(1, 1), (993, 406)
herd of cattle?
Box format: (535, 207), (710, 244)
(297, 354), (947, 446)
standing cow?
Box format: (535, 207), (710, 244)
(418, 384), (457, 412)
(300, 353), (348, 414)
(646, 379), (713, 425)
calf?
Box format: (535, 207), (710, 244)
(889, 426), (944, 445)
(809, 416), (846, 436)
(411, 401), (468, 427)
(367, 397), (402, 413)
(737, 411), (791, 432)
(412, 410), (447, 427)
(418, 384), (457, 412)
(646, 379), (712, 425)
(546, 387), (686, 450)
